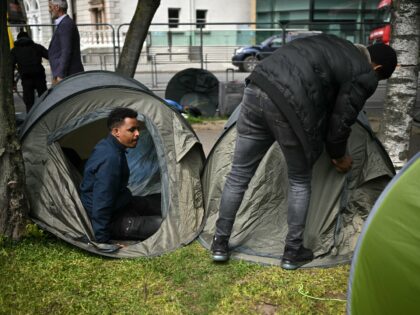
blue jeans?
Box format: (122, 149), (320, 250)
(215, 83), (312, 250)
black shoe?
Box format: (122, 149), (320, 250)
(281, 245), (313, 270)
(211, 235), (229, 262)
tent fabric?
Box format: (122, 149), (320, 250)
(20, 70), (149, 138)
(199, 108), (394, 267)
(347, 152), (420, 315)
(165, 68), (219, 117)
(21, 71), (205, 258)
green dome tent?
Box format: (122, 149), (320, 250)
(165, 68), (219, 117)
(199, 106), (395, 267)
(347, 152), (420, 314)
(20, 71), (205, 258)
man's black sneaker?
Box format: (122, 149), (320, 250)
(211, 235), (229, 262)
(281, 245), (313, 270)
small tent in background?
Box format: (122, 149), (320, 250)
(165, 68), (219, 117)
(199, 107), (395, 267)
(347, 152), (420, 314)
(20, 71), (205, 258)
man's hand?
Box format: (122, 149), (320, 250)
(331, 155), (353, 173)
(52, 77), (63, 86)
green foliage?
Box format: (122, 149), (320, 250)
(0, 238), (349, 314)
(0, 235), (7, 258)
(185, 114), (204, 124)
(25, 224), (46, 239)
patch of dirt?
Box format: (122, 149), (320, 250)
(328, 292), (347, 300)
(192, 120), (227, 131)
(255, 303), (279, 315)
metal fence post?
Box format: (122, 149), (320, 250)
(200, 25), (204, 70)
(110, 24), (117, 70)
(150, 55), (158, 88)
(116, 23), (130, 59)
(279, 20), (288, 45)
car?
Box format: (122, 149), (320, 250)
(231, 31), (322, 72)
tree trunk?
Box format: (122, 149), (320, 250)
(378, 0), (420, 168)
(0, 2), (30, 240)
(116, 0), (160, 77)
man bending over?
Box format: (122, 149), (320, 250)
(211, 35), (397, 269)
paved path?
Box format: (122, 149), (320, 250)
(192, 121), (225, 157)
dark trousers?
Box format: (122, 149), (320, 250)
(111, 194), (162, 241)
(21, 73), (47, 112)
(215, 83), (312, 250)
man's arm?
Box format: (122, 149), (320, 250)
(325, 72), (378, 164)
(37, 43), (49, 60)
(91, 156), (122, 243)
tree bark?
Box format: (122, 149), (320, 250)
(0, 2), (30, 240)
(116, 0), (160, 77)
(378, 0), (420, 168)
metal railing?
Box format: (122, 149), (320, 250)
(9, 23), (118, 70)
(149, 52), (191, 87)
(9, 21), (384, 89)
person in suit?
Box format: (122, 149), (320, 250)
(11, 31), (49, 112)
(48, 0), (84, 85)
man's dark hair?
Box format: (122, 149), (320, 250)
(367, 43), (397, 80)
(17, 31), (29, 39)
(107, 107), (138, 130)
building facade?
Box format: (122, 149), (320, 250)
(13, 0), (385, 71)
(16, 0), (384, 48)
(22, 0), (254, 48)
(255, 0), (382, 44)
(76, 0), (255, 47)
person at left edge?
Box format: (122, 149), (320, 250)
(11, 31), (49, 112)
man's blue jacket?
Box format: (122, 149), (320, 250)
(80, 134), (132, 243)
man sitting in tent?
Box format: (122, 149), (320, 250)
(80, 108), (161, 251)
(211, 34), (397, 270)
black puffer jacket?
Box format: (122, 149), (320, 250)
(247, 34), (378, 165)
(11, 37), (48, 77)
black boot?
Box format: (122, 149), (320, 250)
(211, 235), (229, 262)
(281, 245), (313, 270)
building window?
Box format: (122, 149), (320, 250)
(89, 0), (106, 44)
(89, 0), (105, 27)
(168, 8), (180, 28)
(196, 9), (207, 28)
(24, 0), (42, 42)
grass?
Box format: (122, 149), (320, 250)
(0, 233), (349, 315)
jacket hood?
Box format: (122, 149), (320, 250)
(14, 37), (35, 47)
(354, 44), (371, 64)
